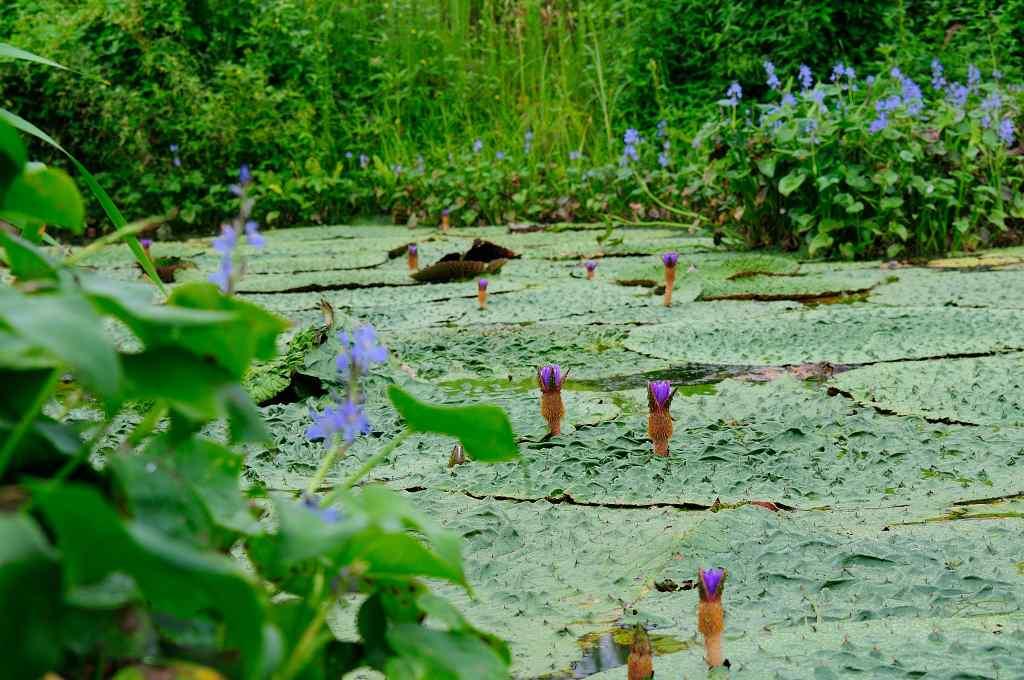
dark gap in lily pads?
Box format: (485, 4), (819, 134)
(826, 385), (978, 427)
(259, 372), (328, 407)
(237, 281), (415, 294)
(572, 365), (742, 392)
(701, 287), (877, 302)
(413, 239), (518, 283)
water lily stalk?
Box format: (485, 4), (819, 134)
(647, 380), (677, 457)
(662, 252), (678, 307)
(697, 567), (727, 668)
(537, 364), (568, 435)
(441, 209), (450, 231)
(407, 243), (419, 271)
(584, 259), (598, 280)
(627, 625), (654, 680)
(477, 278), (489, 310)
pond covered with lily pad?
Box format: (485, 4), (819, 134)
(95, 224), (1024, 679)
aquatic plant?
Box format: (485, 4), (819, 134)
(584, 259), (598, 280)
(697, 567), (727, 668)
(408, 243), (419, 271)
(647, 380), (677, 457)
(537, 364), (568, 435)
(478, 278), (489, 309)
(662, 251), (679, 307)
(209, 165), (264, 294)
(627, 625), (654, 680)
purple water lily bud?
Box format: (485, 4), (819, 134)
(140, 239), (153, 249)
(538, 364), (565, 392)
(478, 278), (489, 290)
(698, 567), (726, 602)
(648, 380), (672, 410)
(584, 260), (598, 272)
(408, 244), (418, 255)
(662, 251), (679, 267)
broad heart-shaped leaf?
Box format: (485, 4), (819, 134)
(388, 385), (519, 462)
(778, 169), (807, 196)
(0, 231), (58, 281)
(121, 348), (270, 442)
(386, 624), (511, 680)
(0, 119), (27, 193)
(0, 514), (63, 680)
(0, 163), (85, 233)
(0, 286), (121, 402)
(32, 483), (267, 679)
(166, 283), (290, 377)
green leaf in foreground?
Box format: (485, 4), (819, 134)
(387, 385), (519, 462)
(1, 163), (85, 233)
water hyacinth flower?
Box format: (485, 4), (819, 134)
(697, 567), (727, 668)
(764, 60), (780, 90)
(647, 380), (676, 457)
(477, 278), (488, 310)
(584, 259), (598, 280)
(662, 251), (679, 307)
(807, 87), (826, 112)
(537, 364), (567, 435)
(230, 164), (252, 197)
(624, 128), (641, 146)
(901, 77), (924, 115)
(407, 243), (419, 271)
(568, 150), (582, 161)
(948, 82), (969, 110)
(302, 494), (341, 523)
(968, 63), (981, 90)
(999, 118), (1016, 147)
(495, 150), (506, 161)
(656, 119), (668, 138)
(781, 92), (797, 108)
(798, 64), (813, 91)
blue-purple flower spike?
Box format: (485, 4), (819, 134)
(698, 567), (726, 602)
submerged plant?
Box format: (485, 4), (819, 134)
(448, 442), (466, 468)
(407, 243), (419, 271)
(627, 625), (654, 680)
(697, 567), (727, 668)
(477, 278), (489, 309)
(647, 380), (677, 457)
(662, 251), (679, 306)
(537, 364), (567, 435)
(584, 259), (598, 280)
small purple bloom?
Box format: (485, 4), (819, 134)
(538, 364), (565, 392)
(209, 254), (233, 293)
(982, 113), (992, 129)
(478, 278), (489, 290)
(947, 83), (969, 109)
(798, 64), (813, 90)
(725, 81), (742, 106)
(495, 151), (506, 161)
(868, 115), (889, 134)
(764, 61), (780, 90)
(981, 92), (1002, 113)
(698, 567), (726, 602)
(359, 154), (370, 169)
(392, 164), (403, 176)
(569, 150), (582, 161)
(473, 138), (483, 154)
(931, 58), (946, 90)
(624, 128), (641, 145)
(999, 118), (1016, 146)
(656, 119), (668, 138)
(807, 87), (826, 112)
(967, 64), (981, 90)
(305, 399), (371, 446)
(866, 75), (876, 86)
(584, 260), (598, 272)
(658, 152), (670, 168)
(169, 144), (179, 153)
(302, 494), (341, 523)
(781, 92), (797, 108)
(244, 220), (265, 248)
(345, 151), (354, 159)
(140, 239), (153, 249)
(213, 225), (238, 255)
(442, 207), (450, 216)
(648, 380), (672, 410)
(408, 244), (418, 255)
(662, 251), (679, 267)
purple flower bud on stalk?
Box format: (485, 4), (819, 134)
(662, 251), (679, 267)
(538, 364), (565, 392)
(140, 239), (153, 249)
(305, 399), (371, 446)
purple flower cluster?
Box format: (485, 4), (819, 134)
(869, 95), (902, 134)
(524, 129), (534, 154)
(210, 165), (265, 293)
(621, 128), (641, 166)
(998, 118), (1016, 147)
(931, 59), (946, 91)
(307, 324), (388, 449)
(798, 64), (813, 91)
(724, 82), (742, 107)
(764, 61), (780, 90)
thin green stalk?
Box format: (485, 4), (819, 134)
(0, 369), (60, 481)
(321, 428), (413, 506)
(276, 569), (333, 680)
(306, 440), (350, 498)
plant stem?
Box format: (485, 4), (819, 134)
(321, 428), (413, 505)
(0, 369), (60, 481)
(305, 440), (350, 498)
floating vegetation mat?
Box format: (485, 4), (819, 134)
(80, 225), (1024, 678)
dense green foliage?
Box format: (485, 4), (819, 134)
(2, 0), (1023, 255)
(0, 119), (520, 678)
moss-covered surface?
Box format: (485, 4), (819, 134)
(83, 225), (1024, 678)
